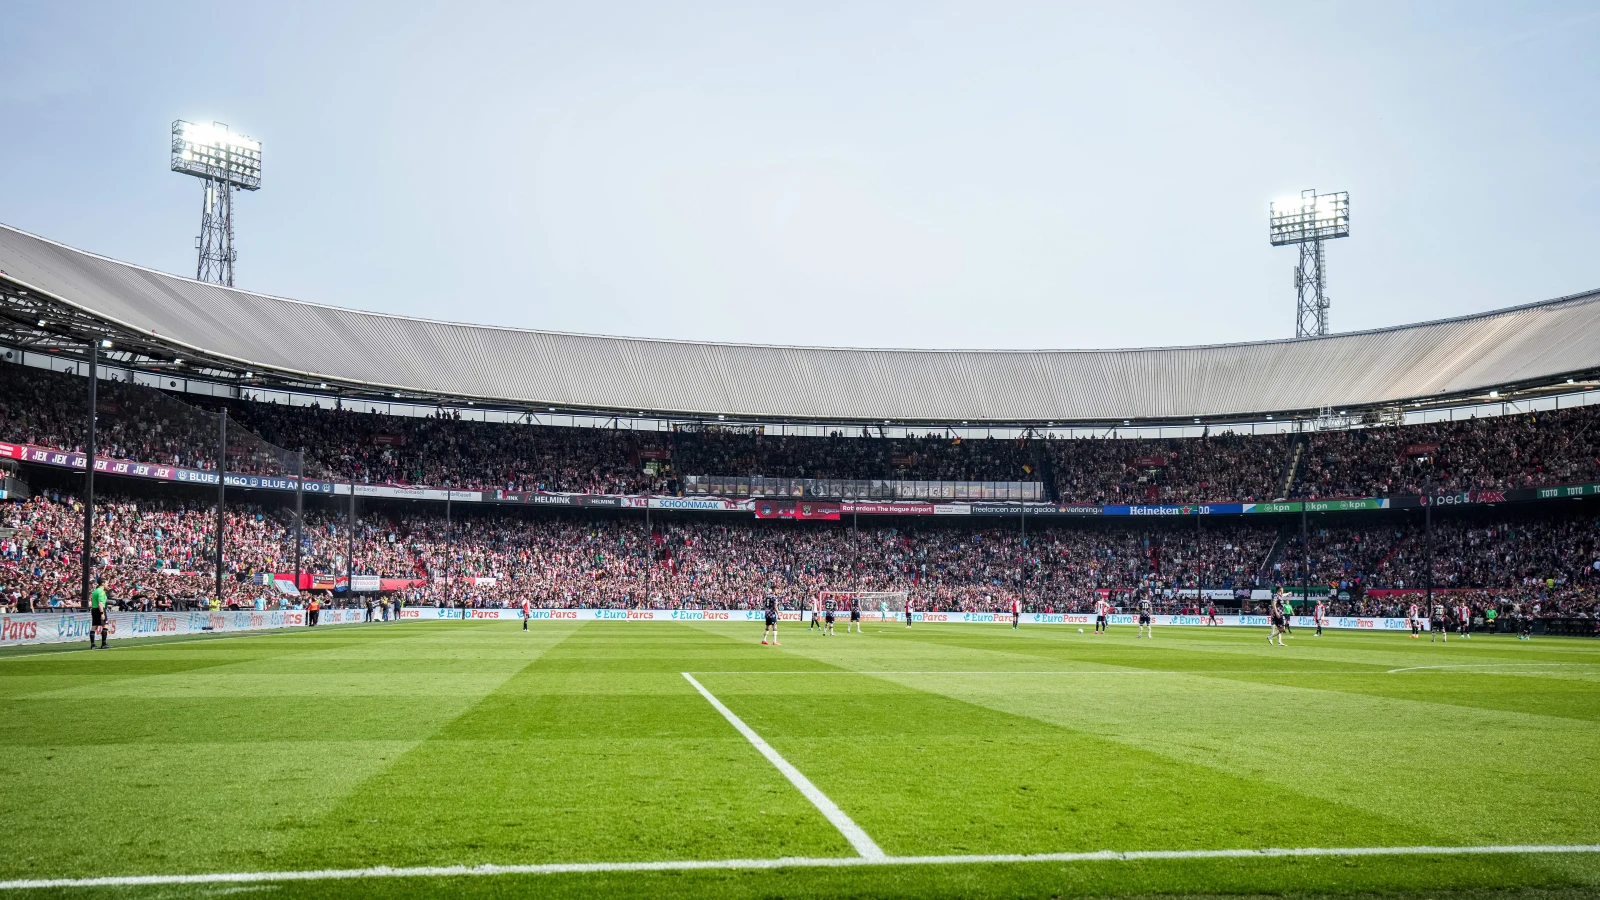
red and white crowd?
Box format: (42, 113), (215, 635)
(4, 489), (1598, 622)
(8, 363), (1600, 502)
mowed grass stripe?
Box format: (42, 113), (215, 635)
(832, 627), (1600, 847)
(0, 621), (554, 881)
(683, 671), (886, 859)
(6, 619), (1597, 898)
(865, 624), (1600, 722)
(703, 623), (1600, 852)
(275, 622), (856, 870)
(885, 621), (1600, 673)
(0, 621), (430, 700)
(697, 668), (1425, 857)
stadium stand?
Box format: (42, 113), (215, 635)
(6, 486), (1599, 621)
(4, 227), (1600, 632)
(8, 362), (1600, 503)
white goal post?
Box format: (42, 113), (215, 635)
(815, 591), (909, 621)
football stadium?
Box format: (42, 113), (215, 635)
(3, 6), (1599, 899)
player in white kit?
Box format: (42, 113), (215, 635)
(1094, 597), (1112, 634)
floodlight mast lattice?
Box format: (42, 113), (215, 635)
(170, 120), (261, 287)
(1270, 189), (1349, 338)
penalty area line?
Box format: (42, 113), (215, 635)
(6, 844), (1600, 890)
(681, 671), (885, 860)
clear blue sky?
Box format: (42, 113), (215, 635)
(2, 1), (1597, 350)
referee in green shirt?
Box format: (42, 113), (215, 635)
(88, 580), (109, 650)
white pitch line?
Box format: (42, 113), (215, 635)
(689, 670), (1371, 676)
(1387, 662), (1587, 674)
(5, 843), (1599, 890)
(681, 672), (885, 860)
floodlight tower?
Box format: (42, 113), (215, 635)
(171, 120), (261, 287)
(1270, 189), (1349, 338)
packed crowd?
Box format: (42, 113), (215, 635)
(0, 365), (219, 471)
(1293, 405), (1600, 498)
(5, 488), (1598, 620)
(7, 361), (1600, 503)
(1045, 432), (1293, 505)
(0, 491), (310, 610)
(1275, 515), (1600, 617)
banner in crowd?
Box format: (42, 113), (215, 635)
(753, 500), (841, 520)
(645, 497), (750, 511)
(348, 484), (482, 501)
(683, 475), (1044, 502)
(0, 443), (339, 494)
(967, 502), (1071, 515)
(9, 438), (1600, 519)
(493, 491), (626, 508)
(841, 501), (953, 515)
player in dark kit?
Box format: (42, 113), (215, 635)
(904, 594), (914, 628)
(761, 593), (781, 646)
(848, 597), (862, 633)
(1430, 601), (1449, 643)
(823, 596), (837, 636)
(1268, 590), (1287, 646)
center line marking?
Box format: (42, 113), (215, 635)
(681, 672), (885, 860)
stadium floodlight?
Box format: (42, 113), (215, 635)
(171, 120), (262, 287)
(1270, 189), (1349, 338)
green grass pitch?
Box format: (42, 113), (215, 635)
(2, 619), (1598, 899)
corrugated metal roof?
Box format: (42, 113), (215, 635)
(4, 222), (1599, 423)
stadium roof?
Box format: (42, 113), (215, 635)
(3, 222), (1599, 426)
